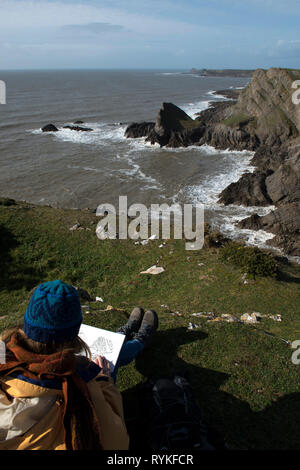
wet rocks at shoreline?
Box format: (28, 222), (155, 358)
(42, 123), (93, 132)
(124, 67), (300, 257)
(42, 123), (58, 132)
(63, 125), (93, 132)
(238, 203), (300, 256)
(218, 170), (273, 206)
(221, 141), (300, 256)
(125, 122), (155, 138)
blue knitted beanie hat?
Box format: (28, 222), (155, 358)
(23, 280), (82, 344)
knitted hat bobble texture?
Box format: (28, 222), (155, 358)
(23, 280), (82, 344)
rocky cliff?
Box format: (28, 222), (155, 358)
(216, 68), (300, 256)
(222, 68), (300, 146)
(125, 68), (300, 256)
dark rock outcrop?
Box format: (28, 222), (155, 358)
(42, 123), (58, 132)
(148, 102), (198, 147)
(42, 123), (93, 132)
(125, 102), (206, 148)
(63, 125), (93, 132)
(125, 122), (155, 139)
(146, 124), (206, 148)
(218, 171), (273, 206)
(153, 102), (194, 134)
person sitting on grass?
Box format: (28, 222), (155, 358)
(0, 280), (158, 450)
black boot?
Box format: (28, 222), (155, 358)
(132, 310), (159, 348)
(117, 307), (144, 340)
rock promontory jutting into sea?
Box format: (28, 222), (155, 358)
(188, 68), (254, 78)
(125, 67), (300, 257)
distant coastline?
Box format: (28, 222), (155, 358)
(188, 68), (254, 78)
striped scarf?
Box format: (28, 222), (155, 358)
(0, 333), (103, 450)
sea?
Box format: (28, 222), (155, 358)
(0, 69), (276, 249)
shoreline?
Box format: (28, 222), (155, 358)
(205, 97), (300, 265)
(3, 75), (298, 262)
(0, 83), (289, 262)
(123, 74), (300, 261)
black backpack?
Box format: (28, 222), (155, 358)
(138, 375), (226, 451)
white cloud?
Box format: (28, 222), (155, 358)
(0, 0), (195, 36)
(62, 22), (126, 35)
(0, 0), (201, 68)
(277, 39), (300, 47)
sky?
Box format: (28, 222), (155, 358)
(0, 0), (300, 70)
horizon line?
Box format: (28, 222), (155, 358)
(0, 66), (259, 73)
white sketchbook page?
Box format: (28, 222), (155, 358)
(78, 323), (125, 372)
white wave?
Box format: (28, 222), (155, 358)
(157, 72), (204, 78)
(180, 100), (211, 118)
(220, 223), (276, 250)
(112, 150), (161, 187)
(67, 164), (102, 173)
(180, 88), (233, 119)
(170, 145), (279, 251)
(181, 150), (255, 206)
(157, 72), (183, 76)
(201, 202), (277, 251)
(212, 205), (276, 251)
(206, 90), (232, 101)
(31, 122), (127, 146)
(127, 137), (161, 151)
(141, 184), (161, 191)
(200, 144), (255, 157)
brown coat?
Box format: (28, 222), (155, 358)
(0, 364), (129, 450)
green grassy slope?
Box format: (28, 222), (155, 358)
(0, 200), (300, 449)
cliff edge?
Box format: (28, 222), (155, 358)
(125, 68), (300, 257)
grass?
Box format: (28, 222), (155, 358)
(222, 114), (256, 129)
(179, 118), (203, 130)
(1, 200), (300, 449)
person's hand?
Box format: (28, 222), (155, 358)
(94, 355), (112, 376)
